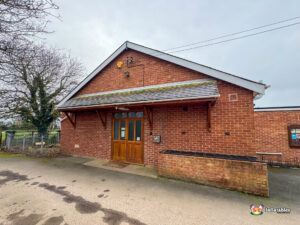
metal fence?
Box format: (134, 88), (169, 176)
(4, 132), (60, 154)
(266, 158), (300, 168)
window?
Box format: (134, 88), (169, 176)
(114, 112), (143, 119)
(120, 120), (126, 140)
(136, 120), (142, 141)
(128, 120), (134, 141)
(136, 112), (143, 118)
(288, 125), (300, 148)
(114, 112), (127, 119)
(128, 112), (136, 118)
(113, 121), (119, 140)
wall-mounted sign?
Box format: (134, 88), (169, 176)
(121, 130), (125, 138)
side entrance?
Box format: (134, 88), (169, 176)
(112, 111), (144, 164)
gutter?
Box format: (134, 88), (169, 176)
(254, 106), (300, 112)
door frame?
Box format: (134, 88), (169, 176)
(111, 110), (144, 164)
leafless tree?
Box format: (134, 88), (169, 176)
(0, 0), (59, 53)
(0, 43), (84, 135)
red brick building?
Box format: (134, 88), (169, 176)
(58, 41), (266, 167)
(254, 107), (300, 166)
(57, 42), (270, 196)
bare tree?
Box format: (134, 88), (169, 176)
(0, 43), (84, 135)
(0, 0), (59, 52)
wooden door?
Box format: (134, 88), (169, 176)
(112, 112), (144, 164)
(126, 119), (143, 164)
(112, 119), (127, 162)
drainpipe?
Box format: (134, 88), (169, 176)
(161, 118), (165, 152)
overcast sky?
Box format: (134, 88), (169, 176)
(46, 0), (300, 107)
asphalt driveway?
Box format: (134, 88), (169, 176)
(0, 153), (299, 225)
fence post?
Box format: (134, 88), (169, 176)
(7, 133), (11, 149)
(4, 131), (7, 148)
(40, 135), (44, 153)
(0, 128), (2, 147)
(22, 135), (26, 153)
(32, 133), (35, 147)
(31, 131), (34, 147)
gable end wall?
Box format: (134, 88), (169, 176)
(61, 49), (256, 167)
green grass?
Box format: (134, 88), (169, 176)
(1, 132), (5, 143)
(1, 130), (59, 143)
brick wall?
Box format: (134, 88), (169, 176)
(76, 50), (208, 96)
(61, 111), (112, 159)
(254, 110), (300, 165)
(143, 85), (255, 167)
(158, 152), (269, 197)
(61, 49), (256, 167)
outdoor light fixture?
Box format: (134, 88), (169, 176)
(116, 61), (123, 69)
(115, 106), (130, 111)
(123, 71), (130, 77)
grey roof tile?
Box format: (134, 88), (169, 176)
(58, 79), (220, 109)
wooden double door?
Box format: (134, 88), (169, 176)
(112, 112), (144, 164)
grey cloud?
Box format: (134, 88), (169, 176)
(46, 0), (300, 107)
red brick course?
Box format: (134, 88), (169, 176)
(254, 110), (300, 165)
(61, 49), (256, 168)
(158, 153), (269, 197)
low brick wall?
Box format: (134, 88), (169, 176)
(158, 152), (269, 197)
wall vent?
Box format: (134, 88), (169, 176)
(229, 93), (238, 102)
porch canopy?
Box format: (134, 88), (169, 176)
(57, 78), (220, 111)
(57, 78), (220, 131)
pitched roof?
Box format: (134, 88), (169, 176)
(58, 79), (220, 110)
(57, 41), (267, 108)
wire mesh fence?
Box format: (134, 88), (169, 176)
(3, 131), (60, 155)
(266, 158), (300, 168)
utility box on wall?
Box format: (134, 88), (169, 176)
(153, 135), (161, 143)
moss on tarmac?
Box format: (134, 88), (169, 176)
(0, 152), (53, 162)
(0, 152), (28, 158)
